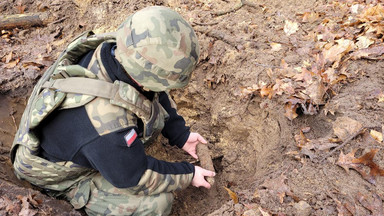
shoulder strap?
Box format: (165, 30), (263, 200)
(41, 78), (153, 118)
(42, 77), (117, 99)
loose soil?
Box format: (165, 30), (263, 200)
(1, 0), (384, 215)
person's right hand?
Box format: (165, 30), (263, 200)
(191, 166), (216, 189)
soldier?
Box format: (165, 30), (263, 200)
(11, 6), (215, 215)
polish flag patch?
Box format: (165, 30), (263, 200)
(124, 129), (137, 147)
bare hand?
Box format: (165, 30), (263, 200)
(182, 132), (207, 159)
(192, 166), (216, 189)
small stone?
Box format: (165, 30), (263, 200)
(294, 201), (312, 216)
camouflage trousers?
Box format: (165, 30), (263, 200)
(64, 173), (174, 216)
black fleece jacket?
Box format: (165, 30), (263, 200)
(38, 42), (194, 188)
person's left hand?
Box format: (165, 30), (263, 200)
(182, 132), (207, 159)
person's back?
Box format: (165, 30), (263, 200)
(11, 6), (215, 215)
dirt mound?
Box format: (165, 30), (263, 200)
(1, 0), (384, 215)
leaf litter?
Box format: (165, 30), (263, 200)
(337, 149), (384, 185)
(0, 193), (41, 216)
(333, 116), (363, 141)
(259, 174), (296, 204)
(241, 1), (384, 120)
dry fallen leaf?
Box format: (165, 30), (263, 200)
(322, 39), (355, 64)
(359, 4), (384, 23)
(293, 67), (313, 83)
(36, 55), (53, 67)
(261, 174), (291, 204)
(239, 86), (256, 98)
(223, 187), (239, 204)
(294, 130), (316, 159)
(301, 12), (320, 23)
(378, 92), (384, 102)
(350, 45), (384, 60)
(350, 4), (360, 14)
(27, 194), (41, 208)
(302, 79), (326, 105)
(273, 79), (296, 96)
(0, 196), (19, 214)
(17, 195), (38, 216)
(356, 36), (374, 49)
(337, 149), (384, 184)
(260, 85), (274, 99)
(4, 58), (20, 69)
(333, 116), (363, 141)
(284, 20), (299, 36)
(370, 130), (383, 143)
(270, 42), (282, 52)
(295, 131), (309, 148)
(284, 102), (298, 120)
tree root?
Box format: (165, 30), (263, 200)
(213, 0), (260, 16)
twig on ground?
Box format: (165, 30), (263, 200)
(50, 16), (67, 25)
(319, 127), (365, 163)
(192, 21), (219, 26)
(194, 26), (240, 47)
(213, 0), (260, 16)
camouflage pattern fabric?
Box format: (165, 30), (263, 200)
(66, 173), (174, 215)
(12, 6), (199, 215)
(86, 41), (170, 143)
(11, 31), (107, 192)
(115, 6), (200, 92)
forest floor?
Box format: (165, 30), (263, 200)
(1, 0), (384, 215)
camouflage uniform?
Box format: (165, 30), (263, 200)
(11, 6), (199, 215)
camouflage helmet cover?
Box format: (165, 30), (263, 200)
(115, 6), (200, 92)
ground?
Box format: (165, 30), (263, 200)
(1, 0), (384, 215)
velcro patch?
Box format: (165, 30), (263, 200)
(124, 129), (137, 147)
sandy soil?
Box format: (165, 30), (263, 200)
(1, 0), (384, 215)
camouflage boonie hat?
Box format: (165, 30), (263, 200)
(115, 6), (200, 92)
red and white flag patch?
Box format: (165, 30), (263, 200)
(124, 129), (137, 147)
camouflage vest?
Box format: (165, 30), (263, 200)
(11, 31), (169, 192)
